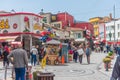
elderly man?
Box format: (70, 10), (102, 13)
(7, 44), (28, 80)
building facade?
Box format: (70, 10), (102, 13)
(89, 17), (102, 37)
(39, 12), (94, 42)
(0, 12), (43, 50)
(57, 12), (74, 29)
(89, 14), (112, 39)
(105, 19), (120, 42)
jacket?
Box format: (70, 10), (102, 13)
(110, 56), (120, 80)
(7, 48), (28, 68)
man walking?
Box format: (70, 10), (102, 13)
(7, 44), (28, 80)
(30, 46), (38, 66)
(85, 45), (91, 64)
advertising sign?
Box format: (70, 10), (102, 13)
(0, 13), (42, 34)
(0, 15), (21, 33)
(99, 23), (105, 39)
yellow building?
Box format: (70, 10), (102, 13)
(89, 17), (102, 37)
(89, 14), (112, 38)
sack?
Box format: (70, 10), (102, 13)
(77, 49), (84, 55)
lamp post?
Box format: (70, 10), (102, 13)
(113, 5), (116, 42)
(109, 31), (112, 41)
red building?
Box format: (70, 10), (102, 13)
(74, 22), (94, 35)
(57, 12), (74, 29)
(56, 12), (94, 36)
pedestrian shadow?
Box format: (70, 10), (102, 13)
(81, 63), (96, 65)
(48, 64), (68, 66)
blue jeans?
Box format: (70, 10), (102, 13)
(32, 54), (37, 66)
(15, 67), (25, 80)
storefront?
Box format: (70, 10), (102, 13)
(0, 12), (43, 50)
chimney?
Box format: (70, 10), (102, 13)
(109, 13), (112, 20)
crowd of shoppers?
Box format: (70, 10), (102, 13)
(69, 41), (92, 64)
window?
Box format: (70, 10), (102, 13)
(106, 34), (109, 38)
(43, 17), (47, 23)
(54, 23), (60, 28)
(111, 26), (114, 30)
(118, 32), (120, 38)
(106, 27), (108, 31)
(78, 33), (81, 38)
(118, 24), (120, 29)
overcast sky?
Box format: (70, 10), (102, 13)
(0, 0), (120, 21)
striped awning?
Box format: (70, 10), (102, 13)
(0, 36), (18, 42)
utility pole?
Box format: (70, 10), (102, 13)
(113, 5), (115, 42)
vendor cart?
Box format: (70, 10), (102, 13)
(45, 39), (61, 65)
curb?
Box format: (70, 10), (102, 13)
(97, 61), (111, 77)
(97, 56), (117, 77)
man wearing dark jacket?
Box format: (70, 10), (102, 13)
(110, 56), (120, 80)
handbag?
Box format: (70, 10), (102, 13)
(77, 48), (84, 55)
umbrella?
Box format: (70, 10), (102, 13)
(46, 39), (60, 44)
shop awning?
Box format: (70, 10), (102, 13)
(75, 38), (85, 41)
(101, 39), (106, 43)
(94, 41), (100, 44)
(0, 36), (18, 42)
(10, 41), (22, 44)
(0, 32), (42, 37)
(46, 39), (61, 44)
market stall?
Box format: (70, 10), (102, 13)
(45, 39), (61, 65)
(44, 39), (68, 65)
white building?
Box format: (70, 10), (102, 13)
(105, 19), (120, 42)
(0, 12), (43, 50)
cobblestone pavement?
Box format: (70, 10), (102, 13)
(0, 52), (112, 80)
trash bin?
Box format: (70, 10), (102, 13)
(37, 72), (55, 80)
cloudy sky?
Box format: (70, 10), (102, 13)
(0, 0), (120, 21)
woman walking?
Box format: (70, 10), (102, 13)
(73, 48), (78, 63)
(77, 45), (84, 64)
(2, 46), (9, 67)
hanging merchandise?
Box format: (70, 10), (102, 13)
(46, 37), (52, 42)
(40, 31), (47, 36)
(48, 27), (52, 31)
(47, 31), (51, 35)
(49, 33), (55, 38)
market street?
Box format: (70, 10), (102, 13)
(0, 52), (112, 80)
(37, 52), (111, 80)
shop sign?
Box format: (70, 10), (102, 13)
(0, 19), (10, 29)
